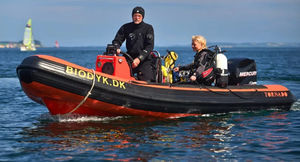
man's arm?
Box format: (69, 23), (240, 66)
(112, 25), (126, 50)
(137, 25), (154, 62)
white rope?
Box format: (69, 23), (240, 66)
(67, 69), (96, 114)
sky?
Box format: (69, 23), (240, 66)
(1, 0), (300, 47)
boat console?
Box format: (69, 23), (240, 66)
(95, 44), (132, 79)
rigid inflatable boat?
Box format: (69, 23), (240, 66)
(16, 47), (296, 118)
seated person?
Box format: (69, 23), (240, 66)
(174, 35), (215, 85)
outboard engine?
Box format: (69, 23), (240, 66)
(213, 46), (229, 88)
(228, 58), (257, 85)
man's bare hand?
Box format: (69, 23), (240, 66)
(132, 58), (141, 68)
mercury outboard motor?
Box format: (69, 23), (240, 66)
(228, 58), (257, 85)
(213, 46), (229, 88)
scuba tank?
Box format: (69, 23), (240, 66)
(213, 46), (228, 88)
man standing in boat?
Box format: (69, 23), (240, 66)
(112, 6), (155, 82)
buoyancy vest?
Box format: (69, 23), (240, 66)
(190, 49), (216, 85)
(161, 51), (178, 83)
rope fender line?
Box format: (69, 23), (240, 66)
(67, 69), (96, 114)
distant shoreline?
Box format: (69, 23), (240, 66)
(1, 41), (300, 48)
(159, 42), (300, 48)
(0, 40), (42, 48)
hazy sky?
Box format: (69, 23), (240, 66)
(1, 0), (300, 47)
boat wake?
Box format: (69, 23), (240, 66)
(39, 113), (127, 123)
(291, 99), (300, 111)
(57, 115), (126, 123)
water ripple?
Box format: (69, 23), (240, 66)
(1, 47), (300, 161)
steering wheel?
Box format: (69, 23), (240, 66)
(120, 51), (134, 63)
(119, 51), (134, 77)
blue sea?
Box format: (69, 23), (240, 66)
(0, 46), (300, 161)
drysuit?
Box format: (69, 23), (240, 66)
(112, 21), (155, 81)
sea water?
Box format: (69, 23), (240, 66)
(0, 47), (299, 161)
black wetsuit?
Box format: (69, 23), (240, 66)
(179, 49), (215, 85)
(112, 21), (155, 81)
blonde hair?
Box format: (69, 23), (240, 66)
(192, 35), (207, 48)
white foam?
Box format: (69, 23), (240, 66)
(291, 99), (300, 111)
(56, 115), (126, 123)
